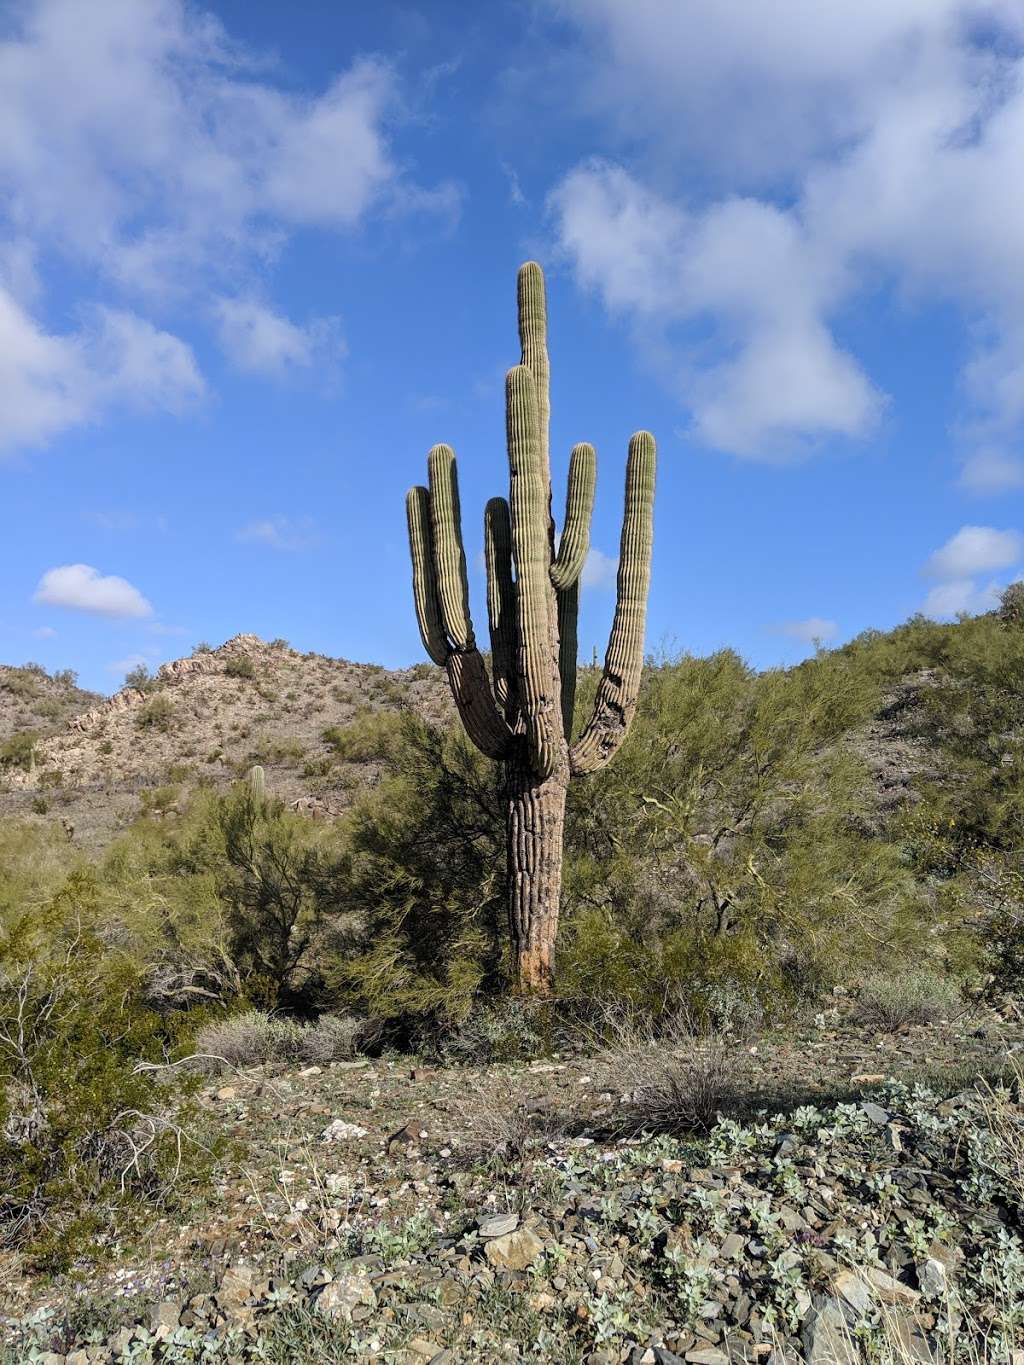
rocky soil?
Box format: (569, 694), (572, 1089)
(3, 1003), (1023, 1363)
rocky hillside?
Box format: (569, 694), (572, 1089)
(0, 635), (452, 850)
(0, 662), (101, 750)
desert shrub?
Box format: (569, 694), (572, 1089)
(0, 731), (37, 770)
(337, 716), (503, 1033)
(124, 663), (155, 691)
(299, 1013), (364, 1064)
(140, 785), (179, 815)
(322, 708), (406, 762)
(559, 648), (916, 1014)
(192, 1010), (304, 1070)
(0, 667), (41, 698)
(448, 1076), (567, 1166)
(596, 1015), (741, 1134)
(440, 997), (553, 1064)
(135, 696), (175, 732)
(224, 655), (256, 680)
(246, 735), (305, 765)
(0, 874), (210, 1268)
(855, 969), (963, 1031)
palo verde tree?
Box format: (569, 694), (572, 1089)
(405, 261), (656, 992)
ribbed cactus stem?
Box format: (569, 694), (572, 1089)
(517, 262), (551, 486)
(428, 444), (475, 652)
(571, 431), (657, 775)
(551, 442), (596, 591)
(246, 764), (266, 802)
(406, 486), (448, 665)
(507, 364), (560, 779)
(485, 496), (517, 718)
(558, 580), (580, 739)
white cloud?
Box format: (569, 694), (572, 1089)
(236, 517), (320, 552)
(923, 578), (1003, 619)
(32, 625), (56, 639)
(34, 563), (153, 618)
(0, 287), (204, 449)
(580, 546), (618, 590)
(781, 617), (838, 644)
(550, 162), (882, 457)
(547, 2), (1024, 466)
(214, 298), (344, 378)
(959, 449), (1024, 494)
(924, 526), (1023, 580)
(0, 0), (454, 452)
(109, 652), (151, 677)
(0, 4), (446, 294)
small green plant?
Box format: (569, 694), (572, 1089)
(135, 695), (175, 732)
(225, 655), (256, 680)
(124, 663), (155, 691)
(0, 732), (38, 771)
(323, 709), (405, 762)
(856, 969), (963, 1031)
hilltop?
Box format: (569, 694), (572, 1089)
(0, 635), (452, 850)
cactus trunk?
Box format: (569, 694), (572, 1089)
(405, 260), (656, 993)
(506, 754), (568, 993)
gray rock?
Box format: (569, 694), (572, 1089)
(861, 1101), (891, 1126)
(315, 1269), (377, 1322)
(918, 1256), (947, 1297)
(720, 1232), (746, 1260)
(484, 1225), (544, 1270)
(477, 1211), (520, 1239)
(803, 1296), (858, 1365)
(832, 1268), (871, 1316)
(148, 1301), (181, 1334)
(890, 1316), (939, 1362)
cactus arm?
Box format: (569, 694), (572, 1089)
(411, 450), (513, 759)
(517, 262), (552, 496)
(427, 443), (475, 652)
(557, 580), (579, 740)
(570, 431), (656, 775)
(507, 364), (560, 779)
(550, 442), (596, 591)
(445, 649), (514, 759)
(485, 496), (518, 719)
(405, 486), (448, 666)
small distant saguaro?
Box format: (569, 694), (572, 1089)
(405, 261), (656, 993)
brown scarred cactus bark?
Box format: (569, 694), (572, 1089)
(405, 261), (656, 993)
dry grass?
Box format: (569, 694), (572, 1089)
(855, 969), (964, 1032)
(595, 1013), (741, 1134)
(298, 1013), (364, 1064)
(192, 1010), (305, 1071)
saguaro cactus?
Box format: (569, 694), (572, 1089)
(405, 262), (656, 992)
(245, 764), (266, 803)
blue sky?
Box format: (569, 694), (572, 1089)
(3, 0), (1024, 693)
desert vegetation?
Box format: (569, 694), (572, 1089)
(3, 598), (1024, 1356)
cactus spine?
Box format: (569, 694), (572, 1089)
(246, 764), (266, 803)
(406, 261), (656, 992)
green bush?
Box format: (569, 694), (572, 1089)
(0, 731), (37, 770)
(0, 865), (212, 1268)
(225, 655), (256, 680)
(135, 696), (175, 732)
(323, 708), (406, 762)
(855, 969), (963, 1031)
